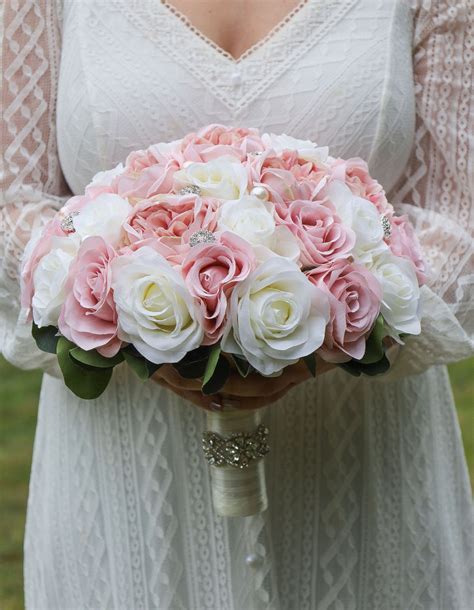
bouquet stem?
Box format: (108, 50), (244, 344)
(204, 408), (269, 517)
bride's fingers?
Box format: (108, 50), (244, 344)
(152, 365), (203, 391)
(154, 374), (294, 412)
(221, 361), (310, 397)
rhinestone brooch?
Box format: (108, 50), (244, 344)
(189, 230), (216, 247)
(60, 211), (80, 233)
(202, 424), (270, 469)
(381, 214), (392, 239)
(179, 185), (201, 196)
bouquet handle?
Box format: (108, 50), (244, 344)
(202, 408), (269, 517)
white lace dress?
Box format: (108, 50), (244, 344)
(1, 1), (473, 608)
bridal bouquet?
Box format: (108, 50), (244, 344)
(21, 125), (426, 516)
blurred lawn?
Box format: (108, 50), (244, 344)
(0, 357), (473, 610)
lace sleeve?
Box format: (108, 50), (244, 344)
(385, 0), (474, 379)
(0, 0), (71, 372)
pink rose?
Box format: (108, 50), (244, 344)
(113, 159), (180, 200)
(247, 151), (329, 205)
(306, 260), (382, 361)
(58, 236), (121, 357)
(21, 216), (66, 312)
(21, 193), (102, 313)
(124, 194), (219, 256)
(283, 200), (355, 267)
(182, 125), (265, 160)
(329, 157), (391, 214)
(389, 215), (427, 284)
(182, 232), (256, 344)
(111, 143), (187, 199)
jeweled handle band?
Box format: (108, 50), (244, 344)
(203, 408), (269, 517)
(202, 424), (269, 469)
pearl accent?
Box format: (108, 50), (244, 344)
(245, 553), (262, 568)
(250, 185), (269, 201)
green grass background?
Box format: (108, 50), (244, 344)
(1, 357), (473, 610)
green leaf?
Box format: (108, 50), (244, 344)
(202, 345), (222, 386)
(202, 347), (231, 395)
(231, 354), (254, 378)
(56, 337), (112, 399)
(32, 323), (59, 354)
(70, 347), (124, 368)
(122, 346), (161, 380)
(340, 354), (390, 377)
(360, 315), (386, 364)
(174, 346), (212, 379)
(303, 353), (317, 377)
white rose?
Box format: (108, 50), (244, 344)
(261, 133), (329, 165)
(111, 247), (204, 363)
(173, 158), (248, 200)
(327, 181), (387, 265)
(371, 251), (421, 335)
(222, 258), (329, 375)
(32, 235), (80, 327)
(73, 193), (132, 246)
(149, 138), (183, 159)
(89, 162), (124, 187)
(218, 195), (300, 262)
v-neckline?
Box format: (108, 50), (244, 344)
(159, 0), (311, 64)
(114, 0), (357, 112)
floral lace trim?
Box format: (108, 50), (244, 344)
(159, 0), (310, 64)
(112, 0), (358, 112)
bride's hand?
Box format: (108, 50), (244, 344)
(152, 357), (336, 411)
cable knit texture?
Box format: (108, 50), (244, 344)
(1, 1), (473, 608)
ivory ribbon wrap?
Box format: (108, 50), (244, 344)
(205, 408), (268, 517)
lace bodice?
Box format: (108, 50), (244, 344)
(1, 0), (472, 374)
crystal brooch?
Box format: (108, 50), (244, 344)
(60, 211), (80, 233)
(179, 185), (201, 196)
(381, 214), (392, 239)
(189, 230), (216, 247)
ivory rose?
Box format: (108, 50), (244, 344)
(111, 247), (203, 363)
(85, 162), (124, 197)
(326, 181), (387, 265)
(261, 133), (329, 165)
(218, 195), (300, 261)
(371, 251), (421, 336)
(306, 260), (382, 361)
(58, 237), (121, 357)
(182, 232), (256, 343)
(72, 193), (132, 247)
(31, 235), (80, 327)
(21, 216), (67, 311)
(221, 258), (330, 375)
(173, 158), (249, 200)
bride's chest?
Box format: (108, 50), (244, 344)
(57, 0), (415, 196)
